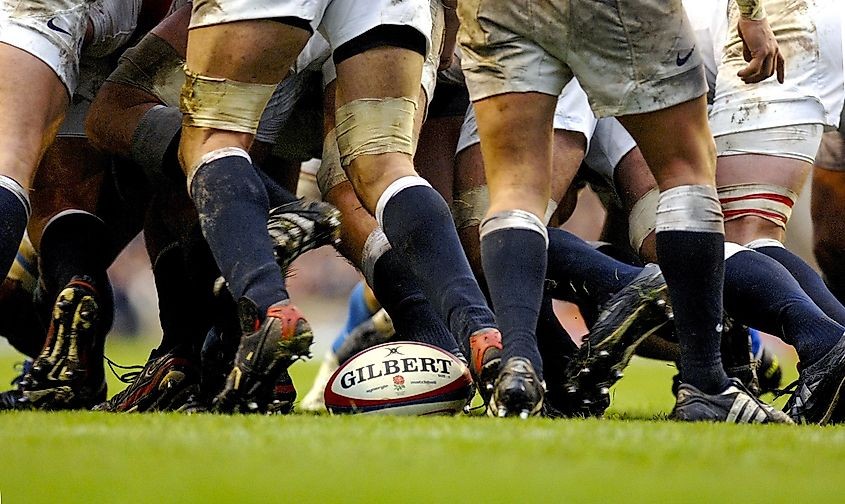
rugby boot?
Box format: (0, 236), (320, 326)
(469, 328), (503, 404)
(488, 357), (545, 419)
(0, 361), (32, 411)
(562, 264), (670, 416)
(783, 333), (845, 425)
(94, 347), (199, 412)
(755, 347), (783, 395)
(671, 378), (793, 424)
(335, 309), (395, 365)
(21, 277), (107, 410)
(212, 298), (313, 413)
(267, 199), (341, 272)
(266, 369), (297, 415)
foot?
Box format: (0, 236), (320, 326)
(755, 347), (783, 395)
(784, 334), (845, 425)
(562, 264), (670, 416)
(267, 199), (341, 273)
(94, 347), (199, 412)
(469, 328), (502, 404)
(671, 378), (793, 424)
(266, 369), (297, 415)
(488, 357), (545, 419)
(212, 299), (313, 414)
(334, 309), (395, 365)
(21, 277), (107, 410)
(0, 361), (33, 411)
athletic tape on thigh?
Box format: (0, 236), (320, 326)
(361, 227), (392, 287)
(744, 238), (785, 250)
(0, 175), (30, 219)
(718, 183), (797, 229)
(316, 128), (348, 196)
(629, 187), (659, 252)
(480, 209), (549, 247)
(451, 186), (489, 229)
(108, 33), (186, 106)
(374, 176), (432, 226)
(186, 147), (252, 196)
(655, 185), (724, 234)
(335, 97), (417, 167)
(724, 241), (750, 260)
(180, 67), (277, 134)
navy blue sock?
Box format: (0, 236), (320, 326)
(190, 154), (288, 314)
(724, 249), (844, 365)
(480, 212), (547, 377)
(255, 166), (298, 207)
(657, 230), (728, 394)
(372, 246), (463, 358)
(546, 228), (640, 306)
(39, 212), (115, 332)
(379, 182), (495, 345)
(0, 178), (29, 279)
(754, 244), (845, 326)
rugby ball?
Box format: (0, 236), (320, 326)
(324, 341), (472, 415)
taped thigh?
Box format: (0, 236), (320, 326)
(180, 67), (278, 134)
(335, 97), (417, 167)
(718, 183), (798, 229)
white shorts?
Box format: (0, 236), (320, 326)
(458, 0), (707, 117)
(583, 118), (638, 186)
(456, 79), (597, 155)
(320, 0), (442, 111)
(190, 0), (432, 58)
(0, 0), (92, 94)
(684, 0), (845, 135)
(715, 124), (824, 164)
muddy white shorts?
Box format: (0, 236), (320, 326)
(458, 0), (707, 117)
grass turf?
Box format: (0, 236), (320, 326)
(0, 339), (842, 503)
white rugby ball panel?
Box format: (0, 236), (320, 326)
(324, 341), (471, 415)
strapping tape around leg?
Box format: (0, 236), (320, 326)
(480, 209), (549, 247)
(130, 105), (183, 181)
(316, 128), (348, 197)
(335, 97), (417, 167)
(724, 241), (751, 260)
(0, 175), (30, 219)
(180, 67), (277, 134)
(186, 147), (252, 196)
(629, 187), (659, 253)
(451, 186), (489, 230)
(374, 176), (432, 226)
(655, 184), (724, 234)
(744, 238), (785, 250)
(718, 183), (797, 230)
(361, 227), (392, 287)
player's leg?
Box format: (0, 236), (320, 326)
(812, 139), (845, 303)
(178, 4), (315, 412)
(325, 2), (499, 392)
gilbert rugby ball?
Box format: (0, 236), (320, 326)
(324, 341), (472, 415)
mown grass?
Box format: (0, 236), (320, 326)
(0, 339), (840, 503)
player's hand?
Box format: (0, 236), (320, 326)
(736, 16), (784, 84)
(439, 3), (459, 71)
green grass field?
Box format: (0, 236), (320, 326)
(0, 339), (843, 503)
